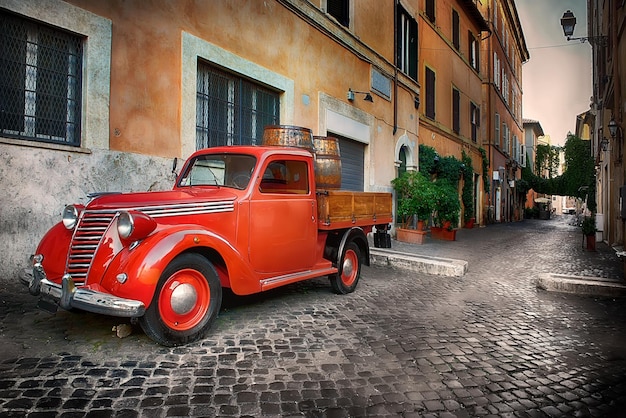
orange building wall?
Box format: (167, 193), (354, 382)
(65, 0), (409, 164)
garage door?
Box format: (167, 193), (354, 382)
(334, 134), (365, 191)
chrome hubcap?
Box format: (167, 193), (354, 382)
(170, 283), (197, 315)
(343, 257), (354, 277)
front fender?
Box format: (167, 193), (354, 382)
(99, 225), (258, 306)
(35, 222), (72, 282)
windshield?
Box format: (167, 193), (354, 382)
(178, 154), (257, 190)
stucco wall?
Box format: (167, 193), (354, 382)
(0, 144), (175, 283)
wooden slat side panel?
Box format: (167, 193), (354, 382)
(316, 191), (393, 228)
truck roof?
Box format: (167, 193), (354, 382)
(190, 145), (314, 159)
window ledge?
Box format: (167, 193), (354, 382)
(0, 136), (92, 154)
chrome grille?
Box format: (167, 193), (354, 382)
(66, 210), (116, 284)
(63, 200), (234, 284)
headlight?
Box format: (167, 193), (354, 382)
(117, 211), (157, 241)
(117, 212), (134, 239)
(62, 205), (79, 230)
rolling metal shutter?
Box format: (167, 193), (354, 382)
(335, 135), (365, 191)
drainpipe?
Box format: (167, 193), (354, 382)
(611, 0), (623, 244)
(393, 0), (398, 135)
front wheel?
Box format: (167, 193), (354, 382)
(139, 253), (222, 346)
(330, 242), (362, 294)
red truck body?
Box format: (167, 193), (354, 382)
(22, 145), (392, 345)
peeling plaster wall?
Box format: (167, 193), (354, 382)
(0, 144), (175, 282)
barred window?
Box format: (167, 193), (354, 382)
(0, 11), (83, 146)
(196, 62), (280, 150)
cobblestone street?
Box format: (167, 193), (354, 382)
(1, 217), (625, 417)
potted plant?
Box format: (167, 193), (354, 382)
(431, 182), (461, 241)
(391, 171), (435, 244)
(581, 215), (597, 251)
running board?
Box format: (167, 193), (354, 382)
(260, 267), (338, 291)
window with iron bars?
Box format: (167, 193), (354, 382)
(196, 62), (280, 150)
(0, 11), (83, 146)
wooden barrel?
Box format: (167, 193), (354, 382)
(262, 125), (314, 152)
(313, 136), (342, 189)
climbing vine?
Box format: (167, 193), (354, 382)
(461, 150), (474, 222)
(535, 143), (561, 178)
(522, 134), (596, 211)
(479, 147), (490, 194)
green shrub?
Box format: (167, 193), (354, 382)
(391, 171), (436, 228)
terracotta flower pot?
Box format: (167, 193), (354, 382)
(585, 234), (596, 251)
(396, 228), (427, 244)
(430, 226), (456, 241)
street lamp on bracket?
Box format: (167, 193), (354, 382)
(560, 10), (608, 46)
(608, 117), (619, 139)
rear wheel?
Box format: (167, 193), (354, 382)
(139, 253), (222, 346)
(330, 242), (362, 294)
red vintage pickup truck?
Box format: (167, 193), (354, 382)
(21, 145), (393, 346)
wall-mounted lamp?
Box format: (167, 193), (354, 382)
(414, 96), (420, 109)
(600, 137), (610, 151)
(608, 116), (619, 138)
(347, 88), (373, 102)
(560, 10), (607, 45)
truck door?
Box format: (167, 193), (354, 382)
(249, 158), (317, 273)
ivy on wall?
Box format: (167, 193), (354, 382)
(479, 147), (490, 194)
(418, 144), (476, 223)
(535, 143), (561, 178)
(461, 150), (474, 222)
(522, 134), (596, 212)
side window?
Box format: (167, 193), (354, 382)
(495, 113), (500, 148)
(452, 88), (460, 134)
(259, 160), (309, 194)
(396, 5), (418, 81)
(425, 0), (436, 24)
(470, 102), (480, 142)
(469, 31), (479, 72)
(452, 10), (460, 50)
(425, 67), (436, 120)
(326, 0), (349, 28)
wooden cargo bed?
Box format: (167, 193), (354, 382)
(316, 190), (393, 230)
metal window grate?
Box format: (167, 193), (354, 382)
(0, 11), (83, 146)
(196, 62), (279, 150)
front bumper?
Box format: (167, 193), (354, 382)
(20, 262), (146, 317)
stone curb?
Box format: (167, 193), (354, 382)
(536, 273), (626, 297)
(370, 248), (468, 277)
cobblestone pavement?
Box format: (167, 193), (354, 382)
(1, 216), (625, 417)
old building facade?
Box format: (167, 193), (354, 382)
(477, 0), (529, 224)
(582, 0), (626, 248)
(0, 0), (531, 280)
(417, 0), (489, 227)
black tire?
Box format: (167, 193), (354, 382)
(330, 242), (362, 294)
(139, 253), (222, 346)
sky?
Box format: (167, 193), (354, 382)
(516, 0), (592, 146)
